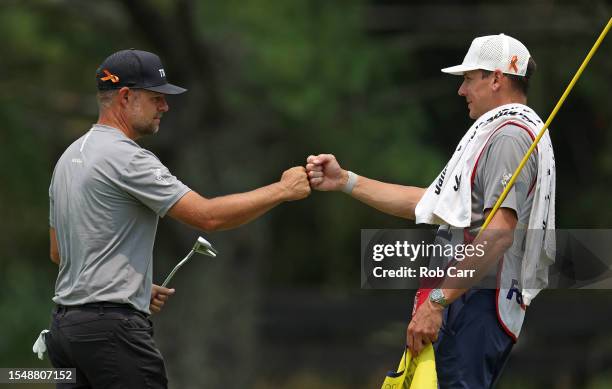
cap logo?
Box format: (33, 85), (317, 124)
(509, 55), (518, 73)
(100, 69), (120, 83)
(158, 69), (166, 77)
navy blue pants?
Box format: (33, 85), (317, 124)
(434, 289), (514, 389)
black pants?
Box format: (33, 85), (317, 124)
(46, 303), (168, 389)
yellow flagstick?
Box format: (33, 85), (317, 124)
(477, 17), (611, 237)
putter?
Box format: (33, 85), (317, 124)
(161, 236), (218, 288)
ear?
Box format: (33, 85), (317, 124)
(491, 69), (504, 92)
(117, 87), (131, 107)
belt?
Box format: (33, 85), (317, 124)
(55, 302), (138, 314)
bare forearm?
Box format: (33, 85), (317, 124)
(170, 184), (288, 232)
(350, 174), (425, 220)
(170, 166), (310, 232)
(440, 236), (508, 303)
(440, 229), (513, 304)
(203, 183), (288, 230)
(306, 154), (424, 219)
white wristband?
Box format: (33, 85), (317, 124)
(342, 171), (358, 194)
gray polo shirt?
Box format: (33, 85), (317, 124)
(49, 124), (191, 313)
(431, 124), (538, 287)
(471, 125), (537, 230)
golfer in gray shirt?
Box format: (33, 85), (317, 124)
(46, 49), (310, 389)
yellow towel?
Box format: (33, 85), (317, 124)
(380, 345), (437, 389)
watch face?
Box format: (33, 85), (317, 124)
(431, 289), (446, 306)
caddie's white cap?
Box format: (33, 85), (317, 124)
(441, 34), (531, 76)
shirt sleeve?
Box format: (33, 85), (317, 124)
(480, 127), (537, 213)
(118, 149), (191, 217)
(49, 184), (55, 228)
(49, 167), (56, 228)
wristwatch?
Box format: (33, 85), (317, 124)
(429, 288), (449, 308)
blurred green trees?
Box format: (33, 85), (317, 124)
(0, 0), (610, 387)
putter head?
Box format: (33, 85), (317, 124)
(193, 236), (218, 257)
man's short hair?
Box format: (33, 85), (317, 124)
(481, 57), (537, 95)
(97, 90), (118, 109)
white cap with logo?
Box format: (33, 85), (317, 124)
(441, 34), (531, 76)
